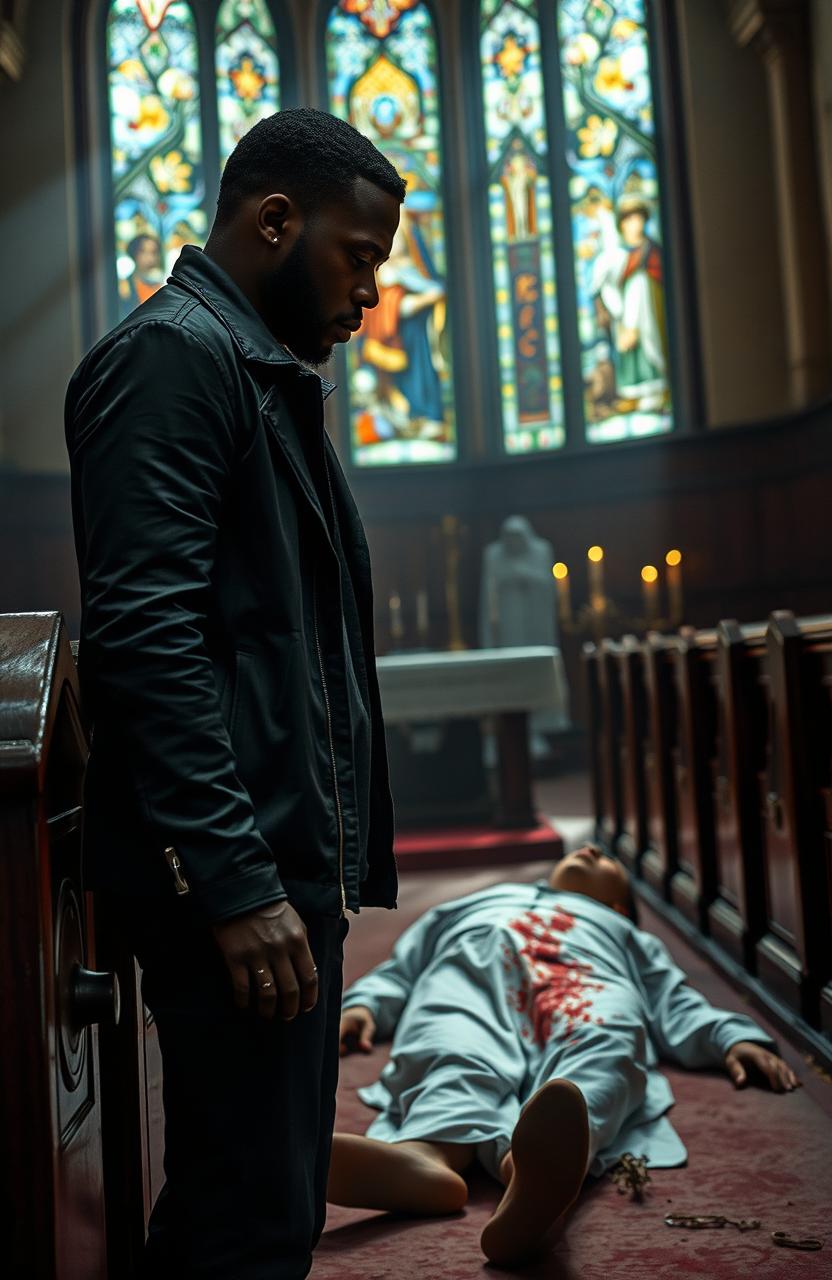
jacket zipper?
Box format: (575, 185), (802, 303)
(163, 845), (190, 895)
(312, 573), (347, 916)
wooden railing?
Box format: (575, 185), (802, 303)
(583, 611), (832, 1070)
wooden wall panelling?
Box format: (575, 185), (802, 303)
(640, 633), (678, 897)
(707, 619), (769, 971)
(614, 635), (649, 871)
(668, 628), (718, 930)
(755, 612), (832, 1023)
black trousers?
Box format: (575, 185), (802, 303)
(117, 894), (347, 1279)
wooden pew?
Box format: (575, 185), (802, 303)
(582, 640), (623, 851)
(582, 642), (604, 843)
(640, 633), (678, 897)
(666, 627), (718, 931)
(0, 612), (116, 1279)
(756, 612), (832, 1027)
(707, 620), (769, 971)
(614, 635), (649, 871)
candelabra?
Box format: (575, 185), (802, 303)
(554, 548), (686, 640)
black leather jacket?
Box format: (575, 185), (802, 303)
(65, 247), (397, 921)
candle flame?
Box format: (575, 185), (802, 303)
(552, 562), (569, 580)
(587, 545), (604, 563)
(641, 565), (658, 584)
(665, 549), (682, 567)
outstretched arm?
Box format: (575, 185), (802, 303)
(634, 932), (796, 1088)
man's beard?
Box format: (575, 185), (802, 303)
(266, 233), (333, 368)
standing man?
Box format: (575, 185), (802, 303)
(65, 109), (402, 1278)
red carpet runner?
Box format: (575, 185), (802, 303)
(312, 861), (831, 1279)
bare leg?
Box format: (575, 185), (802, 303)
(327, 1134), (473, 1215)
(480, 1079), (589, 1268)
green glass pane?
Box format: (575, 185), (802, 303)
(557, 0), (673, 442)
(481, 0), (565, 454)
(107, 0), (206, 319)
(216, 0), (280, 167)
(326, 1), (457, 467)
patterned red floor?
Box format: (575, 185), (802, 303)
(312, 859), (832, 1279)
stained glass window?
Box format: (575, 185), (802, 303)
(326, 1), (457, 467)
(107, 0), (206, 320)
(557, 0), (672, 442)
(216, 0), (280, 166)
(481, 0), (564, 455)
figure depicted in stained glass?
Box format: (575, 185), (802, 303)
(117, 231), (163, 317)
(557, 0), (672, 442)
(480, 0), (564, 454)
(327, 0), (456, 465)
(590, 193), (667, 414)
(355, 215), (446, 446)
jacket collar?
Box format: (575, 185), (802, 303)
(169, 246), (336, 398)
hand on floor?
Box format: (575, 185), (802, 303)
(724, 1041), (799, 1092)
(340, 1005), (376, 1056)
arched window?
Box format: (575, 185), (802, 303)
(104, 0), (284, 325)
(481, 0), (564, 455)
(325, 0), (457, 467)
(479, 0), (673, 451)
(557, 0), (672, 444)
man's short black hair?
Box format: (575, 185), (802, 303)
(215, 108), (407, 224)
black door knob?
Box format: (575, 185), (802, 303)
(71, 965), (121, 1028)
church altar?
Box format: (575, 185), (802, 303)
(375, 645), (569, 725)
(375, 647), (568, 866)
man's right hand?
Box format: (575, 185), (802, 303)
(339, 1006), (376, 1057)
(212, 899), (318, 1020)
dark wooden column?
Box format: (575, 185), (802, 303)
(494, 710), (536, 829)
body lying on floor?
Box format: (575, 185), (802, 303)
(328, 847), (798, 1267)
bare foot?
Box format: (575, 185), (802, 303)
(480, 1079), (589, 1267)
(327, 1134), (468, 1215)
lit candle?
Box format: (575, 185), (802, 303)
(552, 562), (572, 625)
(665, 549), (683, 626)
(641, 565), (659, 626)
(416, 589), (429, 643)
(587, 545), (605, 612)
(389, 592), (404, 645)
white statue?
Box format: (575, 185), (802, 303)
(479, 516), (570, 756)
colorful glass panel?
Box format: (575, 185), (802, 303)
(216, 0), (280, 166)
(481, 0), (564, 454)
(557, 0), (672, 442)
(326, 1), (456, 466)
(107, 0), (206, 320)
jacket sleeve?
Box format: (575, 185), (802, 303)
(633, 931), (777, 1069)
(342, 900), (463, 1039)
(67, 319), (285, 921)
